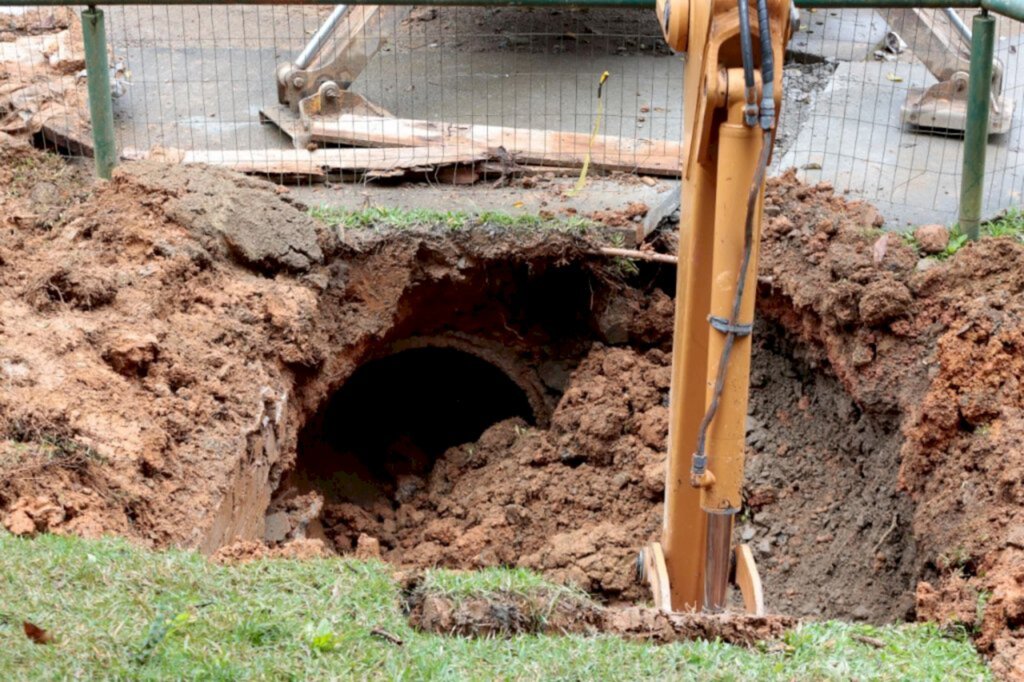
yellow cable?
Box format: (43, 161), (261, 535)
(567, 71), (610, 197)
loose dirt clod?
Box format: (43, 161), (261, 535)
(3, 141), (1024, 676)
(124, 162), (324, 273)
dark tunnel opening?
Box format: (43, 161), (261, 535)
(289, 347), (535, 507)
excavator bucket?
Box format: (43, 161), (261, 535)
(273, 5), (406, 149)
(888, 9), (1014, 134)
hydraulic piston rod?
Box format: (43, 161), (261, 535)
(643, 0), (789, 616)
(295, 4), (348, 69)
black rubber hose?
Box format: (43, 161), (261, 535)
(690, 129), (772, 482)
(756, 0), (776, 130)
(736, 0), (759, 127)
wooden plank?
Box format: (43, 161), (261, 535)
(261, 107), (683, 177)
(642, 542), (673, 614)
(735, 544), (765, 617)
(123, 146), (487, 179)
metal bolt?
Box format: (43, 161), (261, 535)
(291, 75), (306, 89)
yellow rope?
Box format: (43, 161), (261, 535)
(567, 71), (610, 197)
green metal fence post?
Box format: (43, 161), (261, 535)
(81, 6), (117, 179)
(958, 10), (996, 241)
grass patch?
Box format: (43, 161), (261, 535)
(310, 205), (596, 235)
(915, 209), (1024, 260)
(416, 565), (588, 602)
(0, 533), (991, 680)
(3, 149), (71, 198)
(983, 207), (1024, 242)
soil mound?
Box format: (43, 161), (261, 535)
(404, 578), (794, 644)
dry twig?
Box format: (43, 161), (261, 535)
(370, 628), (404, 646)
(872, 512), (899, 554)
(597, 247), (677, 264)
(851, 634), (886, 649)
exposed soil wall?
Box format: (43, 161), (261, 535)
(2, 142), (1023, 675)
(0, 143), (670, 554)
(757, 175), (1024, 677)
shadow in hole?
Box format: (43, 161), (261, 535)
(293, 347), (535, 505)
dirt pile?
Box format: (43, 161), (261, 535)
(405, 578), (795, 644)
(3, 141), (1024, 674)
(0, 143), (663, 555)
(318, 346), (670, 601)
(0, 148), (323, 549)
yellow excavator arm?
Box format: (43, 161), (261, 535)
(640, 0), (792, 615)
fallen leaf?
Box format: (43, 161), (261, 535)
(886, 73), (904, 82)
(512, 201), (524, 208)
(23, 621), (53, 645)
(873, 233), (890, 264)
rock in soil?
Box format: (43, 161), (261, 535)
(913, 224), (950, 255)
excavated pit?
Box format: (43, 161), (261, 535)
(743, 322), (917, 622)
(6, 154), (1024, 673)
(0, 155), (922, 624)
(269, 308), (917, 622)
(245, 221), (918, 622)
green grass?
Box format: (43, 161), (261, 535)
(983, 207), (1024, 242)
(911, 208), (1024, 260)
(309, 205), (596, 235)
(0, 533), (991, 681)
(3, 149), (71, 198)
(417, 565), (588, 602)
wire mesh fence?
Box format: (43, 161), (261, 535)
(99, 5), (684, 178)
(1, 3), (1022, 228)
(776, 7), (1024, 227)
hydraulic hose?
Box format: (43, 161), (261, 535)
(691, 0), (779, 484)
(691, 129), (773, 490)
(756, 0), (776, 129)
(736, 0), (759, 127)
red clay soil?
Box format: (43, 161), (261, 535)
(315, 347), (671, 600)
(758, 173), (1024, 677)
(0, 140), (668, 556)
(3, 138), (1024, 674)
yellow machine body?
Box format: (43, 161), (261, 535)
(644, 0), (791, 614)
